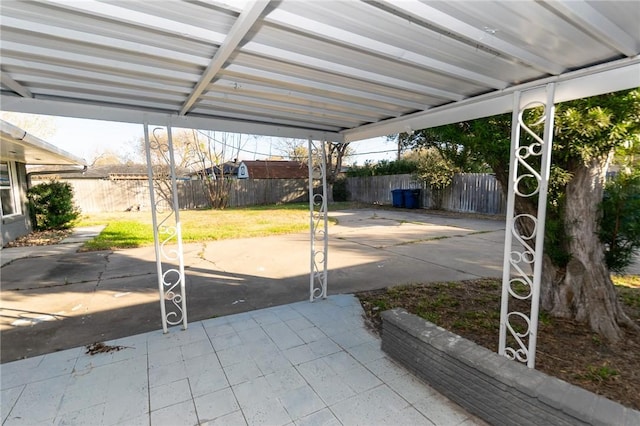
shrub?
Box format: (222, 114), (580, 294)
(599, 171), (640, 273)
(332, 177), (349, 202)
(28, 180), (80, 230)
(413, 149), (457, 190)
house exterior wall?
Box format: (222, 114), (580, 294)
(1, 162), (32, 247)
(237, 163), (249, 179)
(237, 161), (308, 179)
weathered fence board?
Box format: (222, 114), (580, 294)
(64, 179), (310, 213)
(346, 173), (506, 215)
(59, 173), (504, 215)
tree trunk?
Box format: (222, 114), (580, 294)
(539, 156), (635, 342)
(325, 182), (335, 203)
(324, 142), (349, 205)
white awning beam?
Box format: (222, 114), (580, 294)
(343, 56), (640, 142)
(180, 0), (271, 115)
(0, 71), (33, 98)
(0, 94), (344, 142)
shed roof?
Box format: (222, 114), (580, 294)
(240, 160), (308, 179)
(0, 1), (638, 142)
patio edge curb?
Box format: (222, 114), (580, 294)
(380, 308), (640, 426)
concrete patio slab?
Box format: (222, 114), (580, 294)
(0, 226), (106, 268)
(2, 208), (636, 425)
(0, 295), (487, 426)
(1, 209), (510, 363)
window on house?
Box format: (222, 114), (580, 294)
(1, 161), (21, 217)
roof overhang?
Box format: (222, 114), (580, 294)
(1, 1), (638, 143)
(0, 120), (87, 166)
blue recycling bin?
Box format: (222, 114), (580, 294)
(391, 189), (404, 207)
(403, 189), (421, 209)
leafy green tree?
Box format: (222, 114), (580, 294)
(346, 158), (419, 177)
(600, 171), (640, 273)
(400, 88), (640, 342)
(409, 148), (458, 209)
(332, 176), (349, 202)
(279, 139), (353, 203)
(398, 129), (490, 173)
(28, 181), (80, 230)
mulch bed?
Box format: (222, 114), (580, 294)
(357, 278), (640, 410)
(4, 229), (73, 248)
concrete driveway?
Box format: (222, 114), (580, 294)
(1, 208), (508, 363)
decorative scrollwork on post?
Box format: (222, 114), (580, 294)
(499, 84), (556, 368)
(144, 124), (188, 333)
(308, 138), (328, 301)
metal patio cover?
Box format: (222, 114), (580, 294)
(0, 0), (639, 141)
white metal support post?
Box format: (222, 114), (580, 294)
(144, 123), (188, 333)
(499, 83), (555, 368)
(307, 138), (328, 301)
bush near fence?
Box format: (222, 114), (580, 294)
(346, 173), (506, 215)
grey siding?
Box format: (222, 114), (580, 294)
(1, 163), (32, 247)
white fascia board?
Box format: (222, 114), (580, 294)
(343, 57), (640, 142)
(0, 95), (344, 142)
(0, 119), (87, 165)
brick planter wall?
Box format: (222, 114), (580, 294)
(381, 308), (639, 426)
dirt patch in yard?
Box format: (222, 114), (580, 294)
(357, 277), (640, 410)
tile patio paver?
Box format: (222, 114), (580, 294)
(0, 295), (485, 425)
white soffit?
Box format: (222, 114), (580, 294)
(0, 0), (639, 143)
(0, 120), (87, 165)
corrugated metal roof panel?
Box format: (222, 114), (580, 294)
(1, 0), (638, 142)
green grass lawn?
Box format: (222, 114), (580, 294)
(77, 202), (353, 251)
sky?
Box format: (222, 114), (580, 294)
(6, 114), (399, 166)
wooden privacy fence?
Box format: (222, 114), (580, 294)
(346, 173), (506, 215)
(65, 179), (310, 213)
(61, 173), (504, 215)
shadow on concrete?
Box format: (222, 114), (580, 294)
(1, 209), (508, 362)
